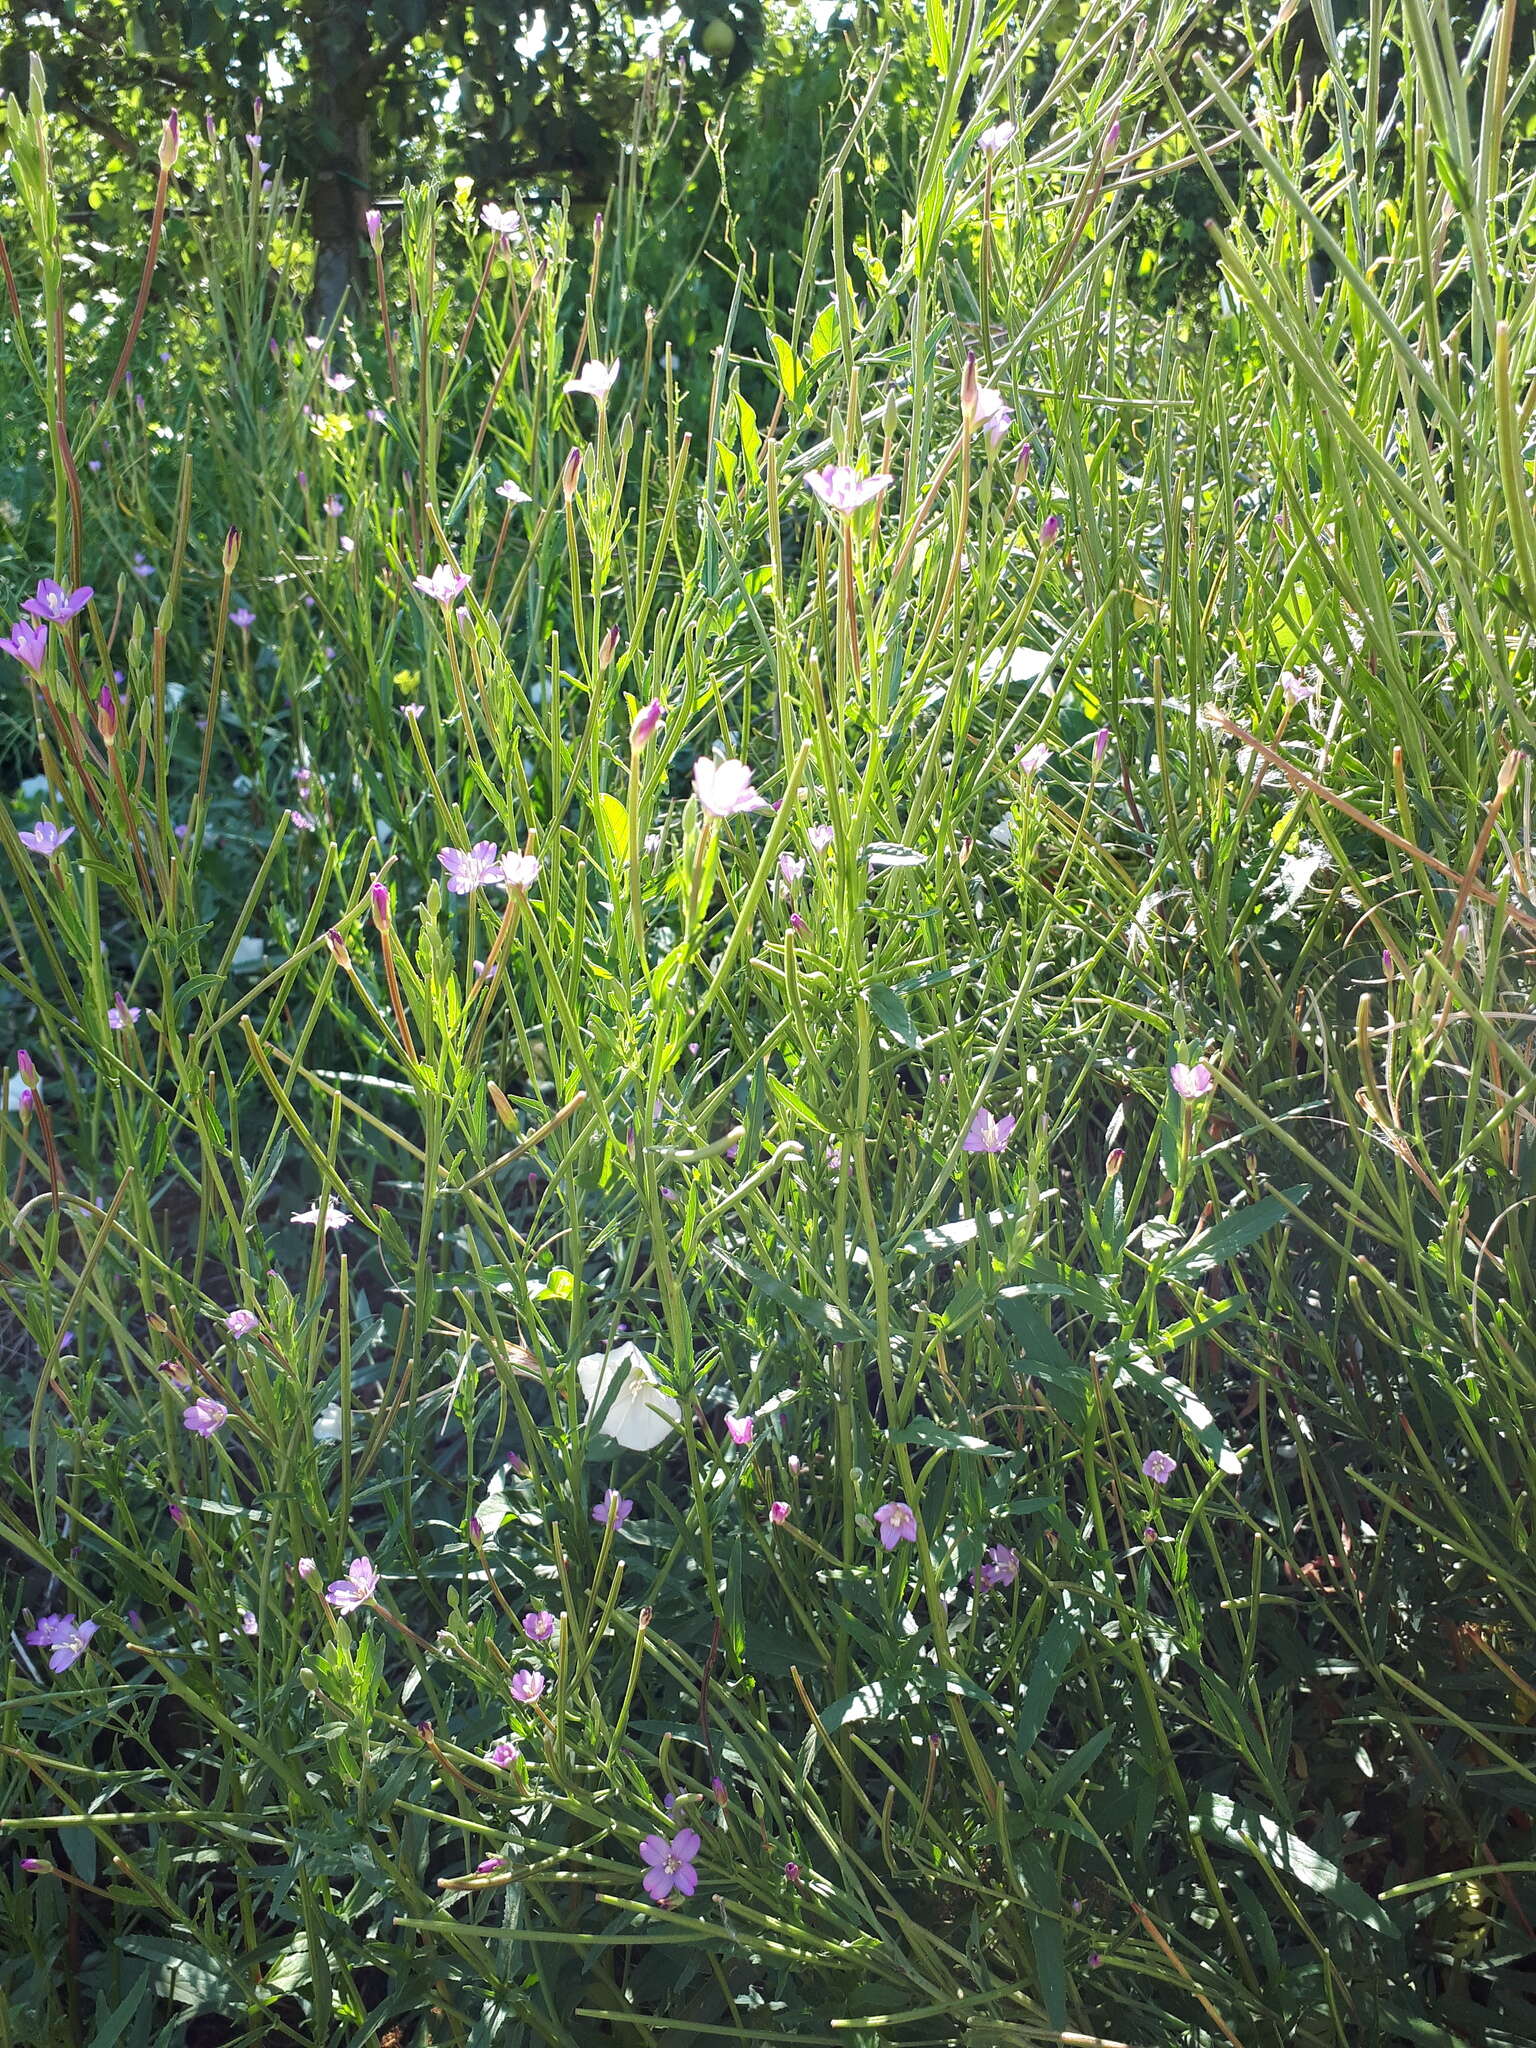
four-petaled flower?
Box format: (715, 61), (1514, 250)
(501, 852), (540, 891)
(1, 619), (50, 672)
(325, 1556), (379, 1613)
(485, 1736), (520, 1767)
(1170, 1062), (1214, 1101)
(593, 1489), (634, 1528)
(22, 579), (93, 624)
(977, 119), (1017, 156)
(804, 465), (894, 517)
(522, 1609), (557, 1642)
(510, 1668), (546, 1704)
(18, 821), (74, 858)
(963, 1108), (1016, 1155)
(414, 564), (470, 604)
(291, 1200), (350, 1230)
(25, 1614), (98, 1673)
(482, 203), (523, 237)
(874, 1501), (918, 1550)
(724, 1411), (754, 1447)
(439, 842), (505, 894)
(230, 606), (256, 630)
(693, 757), (769, 818)
(496, 479), (531, 503)
(183, 1397), (229, 1438)
(1141, 1450), (1178, 1487)
(639, 1828), (700, 1903)
(972, 385), (1013, 448)
(225, 1309), (259, 1338)
(578, 1342), (680, 1452)
(107, 999), (141, 1030)
(978, 1543), (1018, 1589)
(564, 359), (621, 402)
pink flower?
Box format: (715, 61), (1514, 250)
(630, 698), (664, 749)
(1170, 1062), (1214, 1101)
(325, 1556), (379, 1613)
(1141, 1450), (1178, 1486)
(1, 619), (50, 672)
(225, 1310), (259, 1338)
(977, 119), (1018, 156)
(501, 852), (540, 891)
(297, 1556), (317, 1578)
(107, 999), (141, 1030)
(182, 1397), (229, 1438)
(804, 465), (894, 517)
(978, 1544), (1018, 1589)
(25, 1614), (98, 1673)
(564, 359), (621, 402)
(693, 757), (769, 818)
(963, 1108), (1016, 1155)
(808, 824), (835, 852)
(241, 1610), (258, 1635)
(230, 606), (256, 630)
(23, 579), (92, 624)
(972, 385), (1012, 447)
(485, 1736), (520, 1767)
(768, 1500), (789, 1527)
(482, 203), (523, 237)
(1040, 514), (1063, 545)
(496, 478), (531, 504)
(639, 1828), (700, 1902)
(439, 842), (506, 894)
(365, 208), (383, 248)
(724, 1411), (754, 1447)
(522, 1610), (557, 1642)
(18, 821), (74, 858)
(413, 564), (470, 604)
(594, 1489), (634, 1528)
(873, 1501), (918, 1550)
(510, 1668), (545, 1704)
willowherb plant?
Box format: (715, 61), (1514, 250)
(1, 2), (1535, 2043)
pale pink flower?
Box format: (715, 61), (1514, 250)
(1170, 1062), (1214, 1101)
(510, 1668), (546, 1704)
(183, 1397), (229, 1438)
(18, 821), (74, 858)
(325, 1556), (379, 1613)
(873, 1501), (918, 1550)
(439, 842), (505, 894)
(724, 1411), (754, 1447)
(804, 465), (893, 517)
(963, 1108), (1016, 1155)
(693, 757), (769, 818)
(414, 564), (470, 604)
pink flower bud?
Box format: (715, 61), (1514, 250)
(1041, 514), (1062, 545)
(370, 880), (391, 928)
(629, 698), (664, 750)
(160, 111), (181, 172)
(365, 208), (383, 250)
(562, 448), (583, 499)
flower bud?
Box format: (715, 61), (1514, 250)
(1093, 726), (1109, 765)
(562, 447), (583, 500)
(16, 1049), (37, 1087)
(960, 350), (979, 429)
(599, 625), (620, 671)
(1041, 514), (1062, 545)
(96, 683), (117, 744)
(159, 111), (180, 173)
(325, 928), (352, 971)
(488, 1083), (517, 1127)
(365, 208), (383, 251)
(224, 527), (241, 572)
(1105, 1147), (1124, 1177)
(629, 697), (663, 750)
(370, 880), (391, 929)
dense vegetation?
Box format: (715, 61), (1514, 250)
(3, 2), (1536, 2044)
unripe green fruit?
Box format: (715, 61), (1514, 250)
(701, 16), (737, 58)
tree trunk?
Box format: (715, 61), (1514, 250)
(303, 0), (373, 331)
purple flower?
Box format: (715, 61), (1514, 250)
(297, 1556), (317, 1578)
(18, 821), (74, 858)
(325, 1555), (379, 1613)
(963, 1108), (1016, 1155)
(365, 208), (383, 249)
(413, 564), (470, 604)
(978, 1544), (1018, 1589)
(804, 464), (894, 517)
(564, 359), (621, 402)
(240, 1610), (258, 1636)
(724, 1411), (754, 1447)
(593, 1489), (634, 1528)
(510, 1668), (546, 1704)
(1040, 514), (1063, 545)
(639, 1828), (701, 1903)
(485, 1736), (520, 1767)
(182, 1397), (229, 1438)
(768, 1500), (789, 1527)
(1, 619), (50, 672)
(693, 757), (769, 818)
(1170, 1062), (1214, 1101)
(25, 1614), (99, 1673)
(438, 842), (505, 894)
(107, 999), (141, 1030)
(630, 698), (664, 750)
(225, 1309), (259, 1338)
(230, 607), (256, 630)
(1141, 1450), (1178, 1486)
(521, 1609), (557, 1642)
(873, 1501), (918, 1551)
(22, 579), (92, 624)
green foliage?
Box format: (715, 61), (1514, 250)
(2, 3), (1536, 2044)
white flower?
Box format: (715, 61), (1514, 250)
(291, 1199), (351, 1230)
(564, 359), (621, 402)
(576, 1341), (680, 1452)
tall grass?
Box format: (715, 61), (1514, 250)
(1, 2), (1534, 2043)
